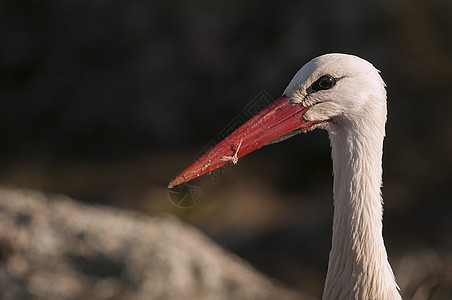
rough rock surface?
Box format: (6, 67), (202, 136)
(0, 187), (311, 300)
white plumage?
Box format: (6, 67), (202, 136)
(284, 54), (401, 299)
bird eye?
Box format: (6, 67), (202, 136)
(318, 75), (335, 89)
(308, 75), (336, 93)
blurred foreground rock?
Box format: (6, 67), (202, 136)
(0, 187), (311, 300)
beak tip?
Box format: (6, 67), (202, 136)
(168, 178), (179, 189)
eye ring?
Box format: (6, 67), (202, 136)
(308, 75), (336, 93)
(318, 75), (335, 89)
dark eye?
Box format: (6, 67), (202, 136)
(318, 75), (336, 89)
(308, 75), (336, 93)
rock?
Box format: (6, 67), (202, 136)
(0, 187), (311, 300)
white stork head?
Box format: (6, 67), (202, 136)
(284, 53), (387, 135)
(168, 53), (387, 188)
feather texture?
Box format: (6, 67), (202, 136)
(285, 54), (401, 300)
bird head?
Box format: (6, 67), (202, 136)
(284, 53), (386, 132)
(168, 53), (386, 188)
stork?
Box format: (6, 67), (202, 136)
(169, 53), (402, 299)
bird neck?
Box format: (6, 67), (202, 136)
(323, 120), (401, 300)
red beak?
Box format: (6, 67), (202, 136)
(168, 96), (326, 188)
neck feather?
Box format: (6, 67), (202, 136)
(322, 119), (401, 300)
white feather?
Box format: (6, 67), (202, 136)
(285, 54), (401, 300)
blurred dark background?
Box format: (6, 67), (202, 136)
(1, 0), (451, 298)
